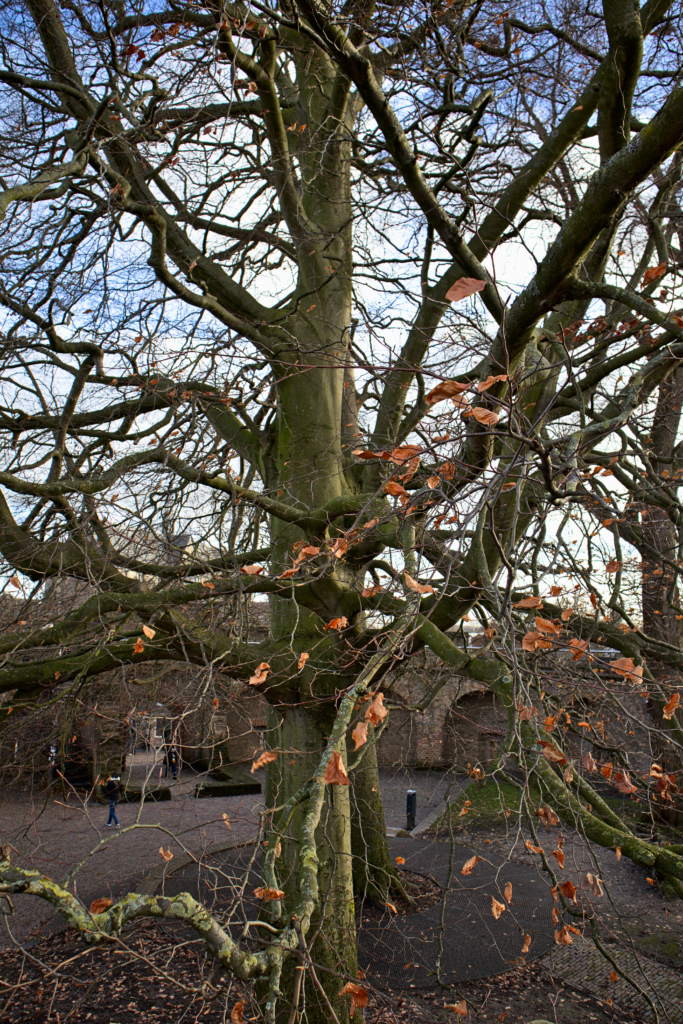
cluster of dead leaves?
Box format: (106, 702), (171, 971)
(350, 692), (388, 752)
(365, 691), (388, 726)
(340, 983), (368, 1016)
(250, 749), (278, 773)
(323, 616), (349, 631)
(254, 886), (285, 901)
(425, 354), (507, 426)
(248, 661), (271, 686)
(649, 762), (679, 802)
(279, 542), (321, 578)
(663, 692), (680, 720)
(609, 656), (643, 684)
(133, 622), (155, 655)
(554, 924), (582, 946)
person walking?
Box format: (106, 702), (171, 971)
(105, 773), (121, 827)
(168, 746), (179, 781)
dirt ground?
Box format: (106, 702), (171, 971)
(1, 772), (680, 1023)
(0, 920), (636, 1024)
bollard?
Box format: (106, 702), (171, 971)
(406, 789), (417, 830)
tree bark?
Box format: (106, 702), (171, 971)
(640, 367), (683, 820)
(265, 702), (358, 1024)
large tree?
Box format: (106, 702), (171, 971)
(1, 0), (683, 1020)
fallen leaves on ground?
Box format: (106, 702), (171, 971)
(159, 848), (173, 862)
(89, 898), (112, 915)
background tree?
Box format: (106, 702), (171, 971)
(1, 0), (683, 1020)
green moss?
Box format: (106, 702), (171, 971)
(435, 779), (543, 832)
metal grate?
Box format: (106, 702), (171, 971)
(157, 856), (556, 988)
(358, 885), (555, 988)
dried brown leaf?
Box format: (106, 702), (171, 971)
(425, 380), (470, 406)
(340, 983), (368, 1016)
(324, 750), (350, 785)
(461, 855), (480, 876)
(404, 571), (435, 595)
(250, 749), (277, 773)
(491, 896), (506, 920)
(445, 277), (486, 302)
(254, 887), (285, 901)
(249, 662), (271, 686)
(351, 721), (368, 751)
(89, 897), (112, 915)
(364, 692), (388, 727)
(477, 374), (508, 392)
(513, 595), (544, 608)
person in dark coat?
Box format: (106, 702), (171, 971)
(166, 746), (179, 780)
(105, 773), (121, 827)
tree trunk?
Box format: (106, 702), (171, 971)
(265, 702), (358, 1024)
(641, 369), (683, 777)
(350, 726), (409, 901)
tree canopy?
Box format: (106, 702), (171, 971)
(1, 0), (683, 1020)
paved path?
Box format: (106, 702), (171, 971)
(3, 765), (682, 1024)
(0, 767), (450, 950)
(0, 772), (262, 950)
